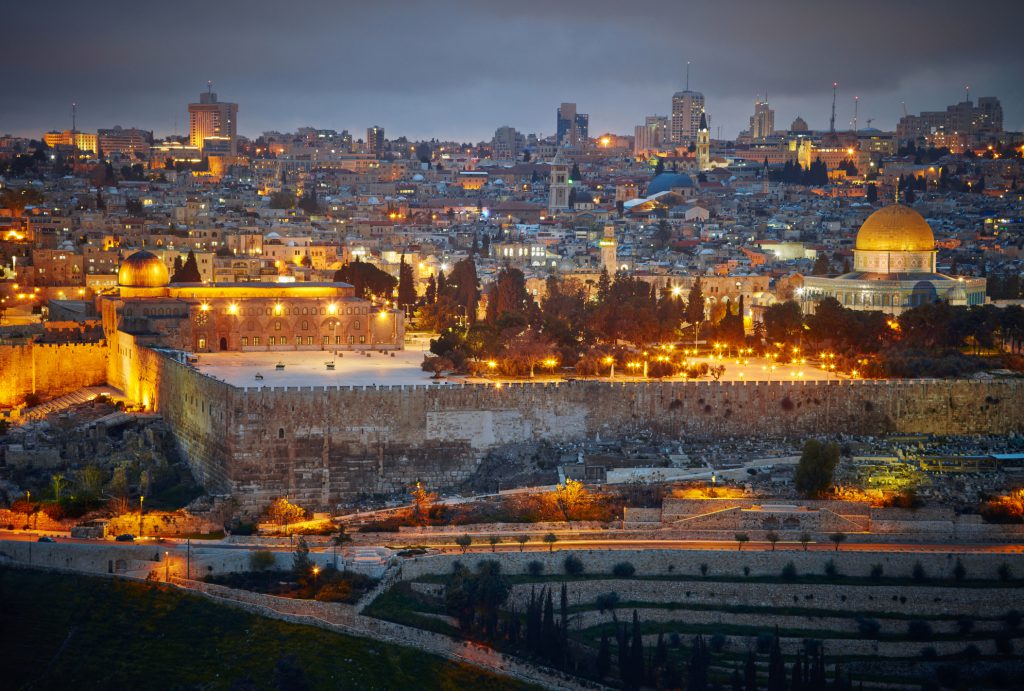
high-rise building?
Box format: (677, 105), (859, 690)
(749, 96), (775, 141)
(366, 126), (385, 157)
(556, 103), (589, 148)
(43, 130), (97, 154)
(97, 126), (152, 157)
(671, 89), (705, 145)
(634, 116), (669, 154)
(188, 87), (238, 155)
(491, 126), (525, 160)
(896, 96), (1003, 144)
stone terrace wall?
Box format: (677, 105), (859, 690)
(0, 341), (107, 408)
(128, 343), (1024, 511)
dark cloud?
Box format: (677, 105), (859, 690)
(4, 0), (1021, 140)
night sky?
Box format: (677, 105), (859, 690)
(5, 0), (1022, 142)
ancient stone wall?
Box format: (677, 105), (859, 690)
(0, 341), (107, 408)
(122, 343), (1024, 511)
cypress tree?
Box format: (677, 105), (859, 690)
(596, 633), (611, 680)
(768, 635), (787, 691)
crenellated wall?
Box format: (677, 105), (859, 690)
(120, 342), (1024, 512)
(0, 341), (108, 408)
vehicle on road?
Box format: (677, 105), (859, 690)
(115, 534), (135, 542)
(37, 536), (56, 543)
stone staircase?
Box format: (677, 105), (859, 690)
(20, 385), (122, 421)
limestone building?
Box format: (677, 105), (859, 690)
(101, 250), (403, 353)
(800, 205), (985, 315)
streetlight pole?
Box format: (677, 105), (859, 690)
(139, 495), (144, 537)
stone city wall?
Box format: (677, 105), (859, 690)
(0, 341), (107, 408)
(124, 343), (1024, 511)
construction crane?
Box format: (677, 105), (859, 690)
(866, 118), (874, 129)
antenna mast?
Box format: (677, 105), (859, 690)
(853, 96), (859, 133)
(829, 81), (837, 133)
(685, 61), (690, 91)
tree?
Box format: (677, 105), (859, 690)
(292, 537), (312, 579)
(866, 182), (878, 204)
(799, 532), (812, 551)
(811, 254), (831, 276)
(763, 300), (803, 345)
(596, 634), (611, 679)
(171, 250), (202, 282)
(488, 535), (500, 552)
(829, 532), (847, 551)
(516, 534), (529, 552)
(397, 256), (417, 309)
(570, 162), (581, 181)
(79, 465), (104, 499)
(50, 473), (68, 502)
(766, 531), (779, 551)
(553, 478), (589, 522)
(421, 355), (454, 378)
(455, 533), (472, 554)
(735, 532), (750, 551)
(266, 497), (306, 526)
(543, 532), (558, 552)
(686, 277), (705, 342)
(794, 439), (839, 498)
(410, 481), (438, 525)
(250, 549), (276, 573)
(333, 259), (398, 299)
(424, 273), (437, 304)
(500, 327), (553, 378)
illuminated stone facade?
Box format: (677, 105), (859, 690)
(801, 204), (986, 315)
(101, 251), (403, 354)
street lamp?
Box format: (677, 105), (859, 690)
(603, 356), (615, 380)
(139, 495), (144, 537)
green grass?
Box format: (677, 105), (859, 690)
(0, 567), (535, 691)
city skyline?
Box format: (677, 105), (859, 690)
(3, 0), (1022, 142)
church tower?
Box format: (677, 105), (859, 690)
(548, 150), (570, 214)
(599, 224), (617, 274)
(696, 111), (710, 171)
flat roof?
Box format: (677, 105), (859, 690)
(190, 348), (454, 388)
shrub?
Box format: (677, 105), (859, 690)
(998, 562), (1013, 582)
(699, 563), (709, 577)
(563, 555), (584, 576)
(869, 563), (884, 580)
(611, 561), (635, 578)
(781, 562), (798, 580)
(953, 558), (966, 581)
(743, 566), (750, 577)
(823, 559), (839, 579)
(912, 561), (927, 581)
(527, 560), (544, 576)
(595, 591), (620, 614)
(907, 620), (933, 641)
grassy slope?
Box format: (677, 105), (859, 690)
(0, 567), (534, 691)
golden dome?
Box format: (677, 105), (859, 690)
(855, 204), (935, 252)
(118, 250), (169, 288)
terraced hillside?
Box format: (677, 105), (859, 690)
(367, 550), (1024, 689)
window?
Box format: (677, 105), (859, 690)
(280, 336), (287, 345)
(274, 322), (282, 331)
(253, 337), (260, 345)
(348, 335), (354, 344)
(322, 336), (329, 345)
(302, 320), (308, 330)
(278, 428), (284, 439)
(302, 307), (307, 315)
(269, 337), (275, 346)
(241, 337), (248, 346)
(335, 336), (341, 345)
(353, 320), (360, 330)
(359, 335), (366, 344)
(306, 336), (313, 345)
(198, 338), (206, 350)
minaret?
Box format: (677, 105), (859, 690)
(548, 149), (570, 214)
(696, 111), (710, 171)
(599, 224), (618, 274)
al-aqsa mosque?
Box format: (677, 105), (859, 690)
(100, 250), (404, 353)
(800, 204), (986, 315)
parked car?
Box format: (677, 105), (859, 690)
(37, 536), (56, 543)
(115, 534), (135, 542)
